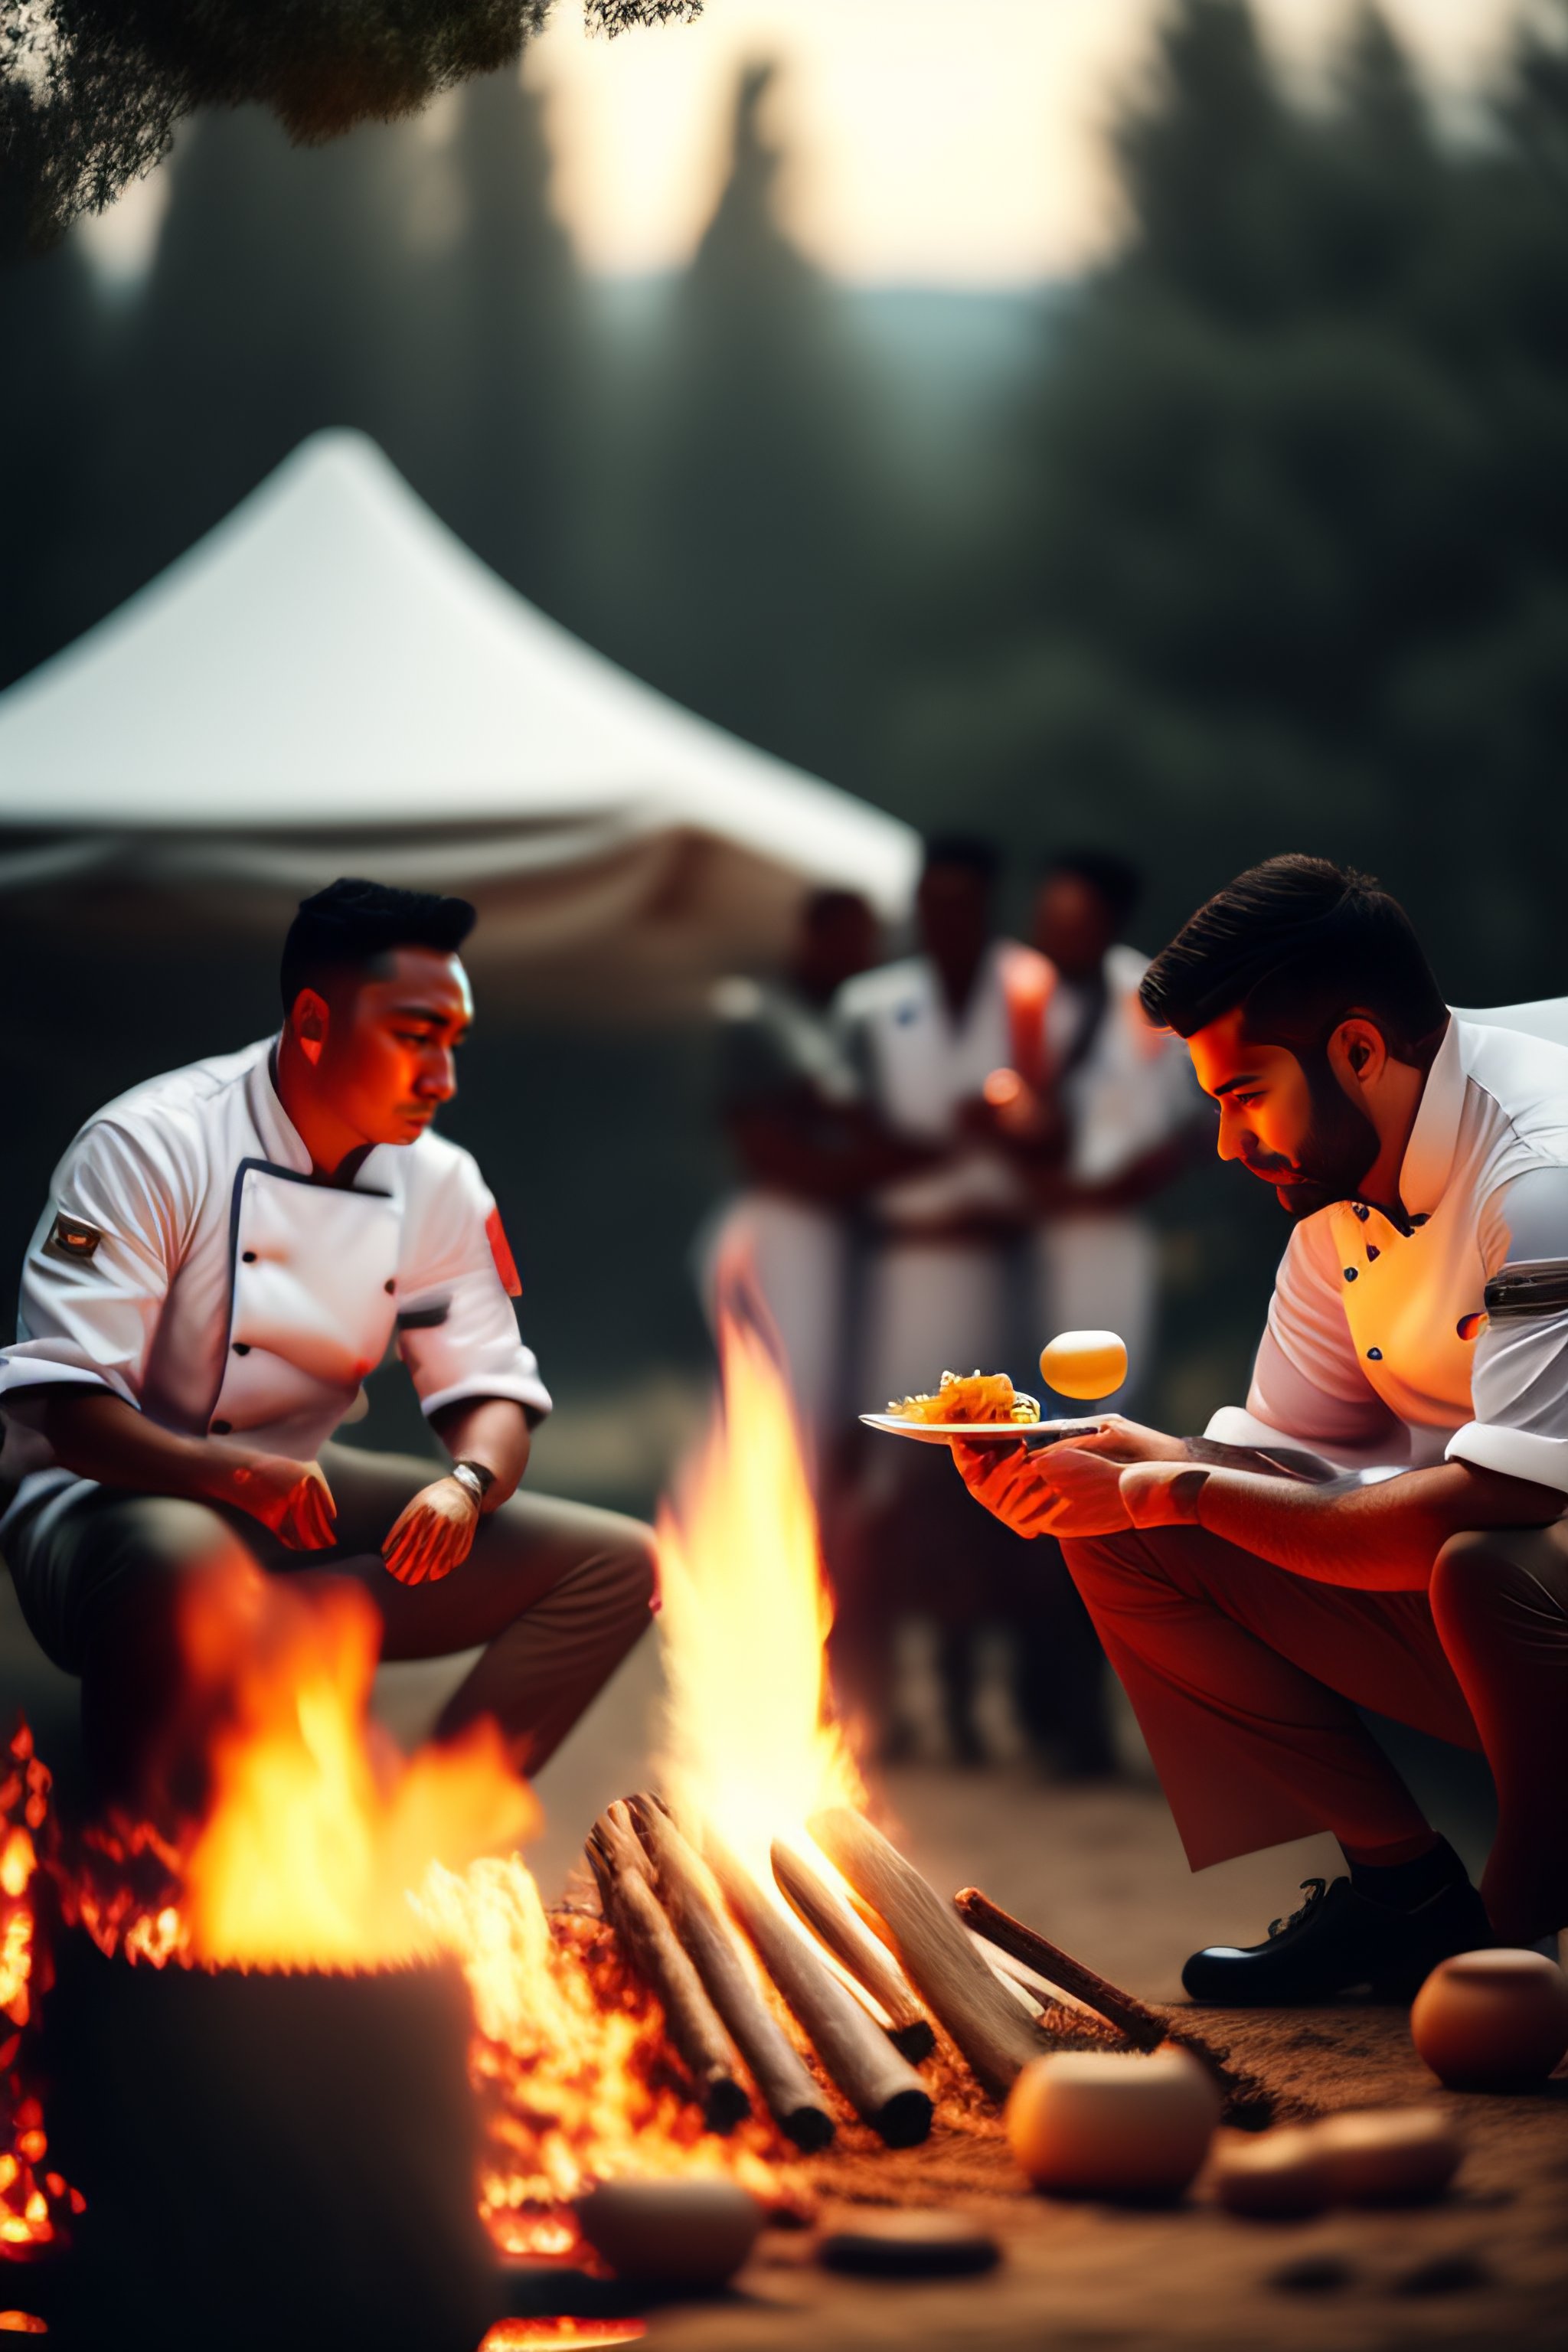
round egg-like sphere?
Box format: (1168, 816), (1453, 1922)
(1005, 2047), (1220, 2200)
(1210, 2125), (1332, 2217)
(575, 2179), (763, 2288)
(1411, 1948), (1568, 2092)
(1310, 2109), (1462, 2206)
(1039, 1330), (1129, 1402)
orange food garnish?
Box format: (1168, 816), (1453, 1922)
(889, 1371), (1036, 1425)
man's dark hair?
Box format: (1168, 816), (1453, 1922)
(1043, 848), (1142, 929)
(803, 887), (873, 933)
(1139, 855), (1447, 1061)
(922, 834), (1001, 884)
(280, 877), (477, 1015)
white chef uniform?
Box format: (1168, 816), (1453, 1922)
(835, 941), (1047, 1403)
(1205, 1014), (1568, 1501)
(1033, 942), (1203, 1407)
(0, 1036), (550, 1539)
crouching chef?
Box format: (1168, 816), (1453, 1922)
(0, 877), (657, 1809)
(954, 857), (1568, 1998)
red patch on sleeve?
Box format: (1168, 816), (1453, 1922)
(486, 1205), (522, 1297)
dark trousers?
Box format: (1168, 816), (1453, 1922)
(5, 1442), (657, 1810)
(1060, 1517), (1568, 1945)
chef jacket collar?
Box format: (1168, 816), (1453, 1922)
(1390, 1011), (1465, 1227)
(246, 1037), (394, 1192)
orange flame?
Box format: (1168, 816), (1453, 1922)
(654, 1314), (864, 1883)
(174, 1560), (534, 1969)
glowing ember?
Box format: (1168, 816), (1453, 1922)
(482, 2324), (645, 2350)
(416, 1856), (786, 2256)
(0, 1728), (80, 2264)
(655, 1313), (864, 1880)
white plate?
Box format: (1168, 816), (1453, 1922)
(860, 1413), (1106, 1448)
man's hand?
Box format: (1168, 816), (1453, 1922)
(225, 1455), (338, 1550)
(382, 1476), (481, 1586)
(1049, 1415), (1189, 1465)
(952, 1437), (1135, 1539)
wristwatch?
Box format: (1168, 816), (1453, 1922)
(449, 1459), (495, 1509)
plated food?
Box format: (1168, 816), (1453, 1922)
(887, 1370), (1040, 1426)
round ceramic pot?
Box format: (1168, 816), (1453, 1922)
(1005, 2047), (1219, 2200)
(1411, 1947), (1568, 2092)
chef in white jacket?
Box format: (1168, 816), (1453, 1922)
(0, 878), (656, 1810)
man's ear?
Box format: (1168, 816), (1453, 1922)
(1327, 1014), (1389, 1095)
(290, 988), (330, 1070)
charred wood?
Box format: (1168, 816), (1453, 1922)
(586, 1802), (750, 2134)
(770, 1835), (935, 2063)
(697, 1822), (933, 2148)
(626, 1796), (836, 2152)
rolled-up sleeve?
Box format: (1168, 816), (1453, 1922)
(0, 1122), (184, 1412)
(1446, 1166), (1568, 1498)
(395, 1150), (551, 1425)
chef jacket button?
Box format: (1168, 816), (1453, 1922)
(1367, 1245), (1380, 1262)
(1353, 1203), (1370, 1220)
(233, 1342), (250, 1355)
(1344, 1267), (1357, 1282)
(211, 1419), (231, 1435)
(1367, 1347), (1383, 1362)
(384, 1279), (395, 1294)
(242, 1250), (257, 1263)
(1410, 1213), (1429, 1227)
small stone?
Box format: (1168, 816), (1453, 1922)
(1270, 2254), (1356, 2295)
(1391, 2252), (1490, 2297)
(818, 2210), (1001, 2278)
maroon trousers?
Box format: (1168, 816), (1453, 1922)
(1060, 1517), (1568, 1946)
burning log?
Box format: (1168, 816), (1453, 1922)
(586, 1803), (750, 2135)
(698, 1824), (934, 2148)
(956, 1886), (1166, 2051)
(626, 1797), (837, 2153)
(809, 1807), (1088, 2102)
(769, 1834), (935, 2063)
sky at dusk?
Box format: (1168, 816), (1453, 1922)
(85, 0), (1521, 288)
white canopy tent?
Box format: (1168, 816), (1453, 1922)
(0, 431), (918, 1015)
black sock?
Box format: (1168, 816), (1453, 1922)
(1348, 1836), (1468, 1909)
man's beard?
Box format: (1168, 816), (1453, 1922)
(1241, 1054), (1380, 1222)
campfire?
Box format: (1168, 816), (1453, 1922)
(0, 1315), (1210, 2343)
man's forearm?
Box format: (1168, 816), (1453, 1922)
(11, 1386), (253, 1504)
(1149, 1458), (1563, 1590)
(430, 1395), (530, 1507)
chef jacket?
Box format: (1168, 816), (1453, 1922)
(1043, 943), (1202, 1187)
(0, 1037), (550, 1525)
(834, 940), (1051, 1227)
(1205, 1014), (1568, 1501)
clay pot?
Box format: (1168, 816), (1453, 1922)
(1310, 2108), (1462, 2205)
(575, 2180), (763, 2288)
(1411, 1948), (1568, 2092)
(38, 1932), (497, 2352)
(1005, 2047), (1220, 2200)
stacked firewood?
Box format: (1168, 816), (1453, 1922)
(585, 1798), (1194, 2151)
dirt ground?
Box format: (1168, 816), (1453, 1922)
(5, 1594), (1566, 2351)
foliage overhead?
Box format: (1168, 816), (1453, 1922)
(0, 0), (700, 250)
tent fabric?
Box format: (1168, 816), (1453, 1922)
(0, 430), (918, 1015)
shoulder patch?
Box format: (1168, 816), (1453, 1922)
(45, 1212), (103, 1263)
(485, 1205), (522, 1298)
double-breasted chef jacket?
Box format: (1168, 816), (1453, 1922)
(1205, 1015), (1568, 1503)
(0, 1037), (550, 1537)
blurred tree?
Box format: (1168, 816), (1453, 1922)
(415, 64), (593, 624)
(108, 105), (436, 612)
(903, 0), (1568, 1004)
(606, 63), (900, 789)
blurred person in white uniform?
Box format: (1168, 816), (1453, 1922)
(1027, 851), (1208, 1408)
(831, 837), (1073, 1762)
(0, 880), (657, 1816)
(700, 890), (883, 1462)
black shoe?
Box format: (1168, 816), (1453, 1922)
(1181, 1871), (1492, 2005)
